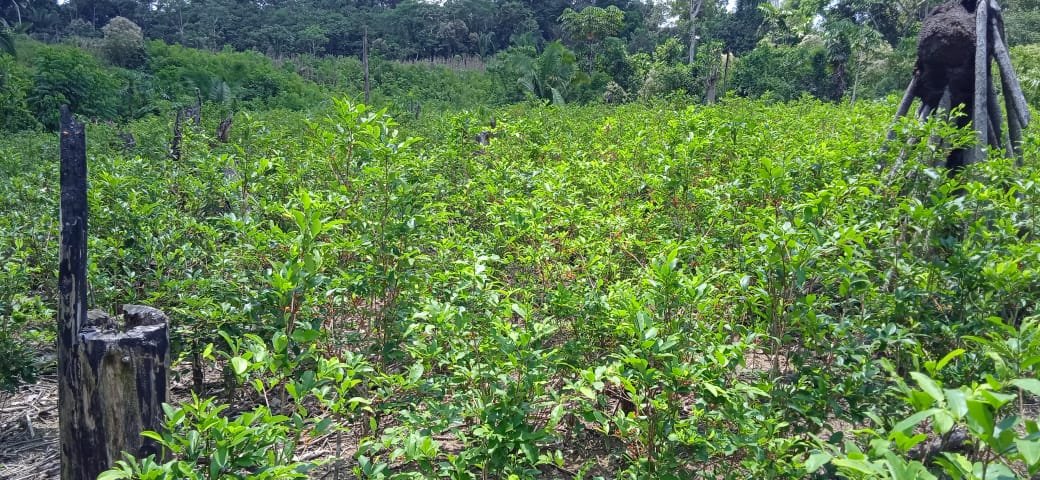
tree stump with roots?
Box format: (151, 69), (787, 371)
(887, 0), (1031, 177)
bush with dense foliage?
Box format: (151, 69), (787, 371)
(25, 43), (123, 129)
(0, 35), (511, 133)
(0, 53), (37, 130)
(731, 43), (832, 101)
(146, 41), (323, 109)
(101, 16), (147, 69)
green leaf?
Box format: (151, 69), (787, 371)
(347, 396), (372, 409)
(408, 363), (424, 383)
(883, 452), (911, 480)
(891, 408), (940, 436)
(1017, 438), (1040, 466)
(945, 388), (968, 419)
(936, 452), (973, 478)
(291, 328), (319, 343)
(974, 462), (1017, 480)
(933, 410), (954, 435)
(231, 356), (248, 376)
(832, 457), (882, 475)
(890, 431), (928, 452)
(805, 452), (832, 473)
(910, 372), (944, 403)
(965, 400), (995, 437)
(934, 349), (965, 372)
(1011, 378), (1040, 397)
(313, 417), (334, 435)
(161, 403), (178, 421)
(214, 446), (228, 470)
(97, 470), (127, 480)
(521, 443), (538, 463)
(272, 331), (288, 354)
(978, 390), (1016, 409)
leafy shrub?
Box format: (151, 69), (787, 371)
(27, 44), (123, 129)
(597, 36), (637, 92)
(816, 347), (1040, 479)
(147, 41), (322, 109)
(488, 42), (589, 104)
(653, 37), (686, 65)
(1006, 10), (1040, 47)
(0, 295), (39, 391)
(101, 16), (147, 69)
(637, 61), (693, 100)
(603, 80), (628, 103)
(0, 54), (37, 131)
(66, 18), (99, 39)
(731, 44), (831, 101)
(0, 247), (52, 390)
(100, 396), (314, 479)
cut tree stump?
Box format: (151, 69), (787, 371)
(58, 107), (171, 480)
(72, 306), (170, 470)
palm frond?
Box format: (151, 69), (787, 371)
(0, 31), (15, 57)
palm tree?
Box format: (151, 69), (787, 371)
(7, 0), (19, 27)
(515, 42), (587, 105)
(558, 6), (624, 73)
(0, 19), (15, 57)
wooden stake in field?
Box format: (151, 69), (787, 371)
(58, 106), (171, 479)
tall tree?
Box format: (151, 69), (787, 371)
(688, 0), (703, 64)
(717, 0), (766, 54)
(558, 5), (624, 71)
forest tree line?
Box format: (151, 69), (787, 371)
(1, 0), (1039, 131)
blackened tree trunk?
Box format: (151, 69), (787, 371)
(58, 105), (89, 480)
(58, 108), (171, 480)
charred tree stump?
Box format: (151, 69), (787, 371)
(75, 306), (170, 468)
(192, 88), (203, 126)
(58, 105), (89, 480)
(58, 107), (170, 480)
(217, 112), (233, 143)
(118, 131), (136, 151)
(887, 0), (1031, 172)
(170, 109), (184, 161)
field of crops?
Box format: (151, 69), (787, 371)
(2, 98), (1040, 479)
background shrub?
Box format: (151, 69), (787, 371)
(101, 16), (147, 69)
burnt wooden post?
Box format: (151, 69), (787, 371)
(193, 87), (203, 125)
(170, 108), (184, 161)
(216, 112), (233, 143)
(58, 105), (89, 479)
(58, 107), (171, 480)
